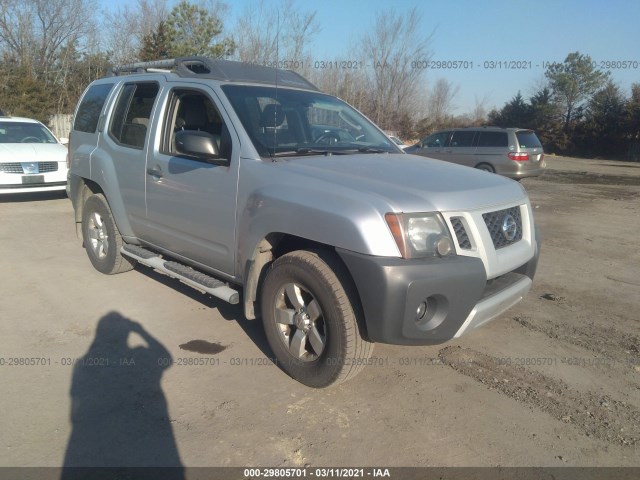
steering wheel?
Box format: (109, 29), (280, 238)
(314, 132), (341, 145)
(21, 136), (42, 143)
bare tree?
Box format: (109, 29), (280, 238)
(233, 0), (319, 76)
(470, 93), (490, 125)
(234, 0), (278, 63)
(310, 63), (369, 112)
(0, 0), (95, 76)
(0, 0), (35, 68)
(102, 0), (168, 65)
(359, 7), (433, 131)
(427, 78), (459, 125)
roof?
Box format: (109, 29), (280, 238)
(108, 56), (319, 91)
(449, 126), (531, 132)
(0, 116), (42, 124)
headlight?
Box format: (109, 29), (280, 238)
(385, 212), (454, 259)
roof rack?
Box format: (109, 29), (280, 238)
(108, 56), (319, 91)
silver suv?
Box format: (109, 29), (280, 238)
(68, 58), (540, 387)
(406, 127), (545, 179)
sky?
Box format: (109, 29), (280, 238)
(103, 0), (640, 114)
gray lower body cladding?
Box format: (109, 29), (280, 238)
(337, 246), (539, 346)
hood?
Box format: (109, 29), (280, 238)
(279, 153), (527, 213)
(0, 143), (67, 163)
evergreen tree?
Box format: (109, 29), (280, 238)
(165, 1), (235, 58)
(488, 92), (530, 128)
(545, 52), (609, 133)
(139, 21), (171, 61)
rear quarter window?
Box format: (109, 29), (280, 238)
(477, 131), (508, 147)
(73, 83), (114, 133)
(109, 82), (160, 149)
(516, 130), (542, 148)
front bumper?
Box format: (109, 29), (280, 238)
(0, 181), (67, 194)
(337, 235), (539, 345)
(1, 167), (68, 194)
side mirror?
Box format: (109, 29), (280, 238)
(59, 137), (69, 145)
(175, 130), (220, 160)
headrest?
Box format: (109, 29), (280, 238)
(260, 104), (285, 128)
(180, 97), (208, 129)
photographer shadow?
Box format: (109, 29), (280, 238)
(61, 311), (184, 479)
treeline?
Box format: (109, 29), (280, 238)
(487, 53), (640, 160)
(0, 0), (638, 159)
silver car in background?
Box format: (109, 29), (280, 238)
(406, 127), (545, 179)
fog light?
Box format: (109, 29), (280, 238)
(436, 236), (453, 256)
(416, 301), (427, 320)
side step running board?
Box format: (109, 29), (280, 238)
(121, 244), (239, 304)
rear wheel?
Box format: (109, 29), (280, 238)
(81, 194), (136, 274)
(475, 162), (495, 173)
(261, 250), (373, 388)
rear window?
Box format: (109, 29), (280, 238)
(74, 83), (113, 133)
(477, 131), (508, 147)
(109, 82), (159, 149)
(516, 130), (542, 148)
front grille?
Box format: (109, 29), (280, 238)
(482, 206), (523, 249)
(0, 163), (24, 173)
(450, 217), (472, 249)
(0, 162), (59, 174)
(38, 162), (59, 173)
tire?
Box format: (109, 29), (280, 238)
(260, 250), (373, 388)
(81, 194), (136, 274)
(475, 162), (495, 173)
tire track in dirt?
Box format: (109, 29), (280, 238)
(438, 346), (640, 446)
(513, 315), (640, 370)
(537, 171), (640, 186)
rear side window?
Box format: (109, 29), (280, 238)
(73, 84), (113, 133)
(109, 82), (160, 149)
(477, 131), (508, 147)
(516, 130), (542, 148)
(449, 131), (475, 147)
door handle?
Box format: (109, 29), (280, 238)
(147, 166), (163, 178)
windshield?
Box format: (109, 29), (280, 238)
(221, 85), (400, 158)
(0, 122), (58, 144)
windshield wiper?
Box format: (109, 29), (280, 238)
(270, 148), (334, 158)
(295, 148), (335, 155)
(270, 146), (388, 158)
(355, 147), (387, 153)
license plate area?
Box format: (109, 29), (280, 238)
(22, 175), (44, 184)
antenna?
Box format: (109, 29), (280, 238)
(272, 8), (280, 157)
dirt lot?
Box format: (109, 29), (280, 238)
(0, 156), (639, 470)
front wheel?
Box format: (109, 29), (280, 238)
(81, 194), (136, 274)
(260, 250), (373, 388)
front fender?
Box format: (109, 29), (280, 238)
(236, 183), (400, 280)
